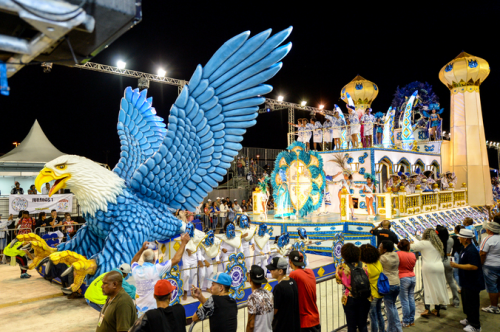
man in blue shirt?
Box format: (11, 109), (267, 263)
(450, 229), (485, 332)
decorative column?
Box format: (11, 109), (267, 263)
(439, 52), (492, 205)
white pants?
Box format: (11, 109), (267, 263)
(182, 261), (198, 293)
(253, 252), (268, 271)
(199, 262), (214, 290)
(239, 245), (252, 271)
(218, 252), (234, 272)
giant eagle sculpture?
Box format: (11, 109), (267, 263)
(12, 27), (292, 292)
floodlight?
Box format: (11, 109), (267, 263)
(319, 105), (324, 110)
(278, 96), (284, 102)
(157, 68), (166, 77)
(301, 101), (307, 107)
(117, 60), (126, 69)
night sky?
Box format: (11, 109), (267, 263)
(2, 2), (500, 168)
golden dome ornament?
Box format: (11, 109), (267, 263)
(439, 51), (490, 95)
(340, 75), (379, 109)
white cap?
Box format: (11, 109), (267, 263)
(234, 199), (237, 201)
(217, 197), (220, 199)
(119, 263), (131, 274)
(208, 199), (212, 201)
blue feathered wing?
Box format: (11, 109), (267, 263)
(113, 88), (167, 185)
(129, 27), (293, 210)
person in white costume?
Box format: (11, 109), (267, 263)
(411, 228), (449, 317)
(360, 108), (376, 147)
(236, 214), (256, 269)
(217, 221), (242, 272)
(253, 224), (272, 270)
(267, 233), (292, 273)
(321, 115), (333, 151)
(347, 104), (361, 148)
(289, 119), (305, 143)
(304, 118), (315, 151)
(131, 233), (190, 316)
(198, 230), (221, 291)
(312, 117), (323, 151)
(181, 222), (204, 301)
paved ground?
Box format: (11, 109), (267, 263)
(411, 291), (498, 332)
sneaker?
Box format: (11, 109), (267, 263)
(460, 319), (469, 326)
(20, 273), (27, 279)
(463, 325), (481, 332)
(481, 305), (500, 314)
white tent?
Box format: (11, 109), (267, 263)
(0, 120), (65, 194)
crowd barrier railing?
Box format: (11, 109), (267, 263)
(188, 255), (425, 332)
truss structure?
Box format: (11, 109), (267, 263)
(75, 62), (332, 146)
(75, 62), (187, 94)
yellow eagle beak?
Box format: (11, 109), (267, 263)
(35, 168), (71, 197)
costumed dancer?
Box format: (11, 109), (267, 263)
(274, 169), (294, 219)
(312, 117), (323, 151)
(440, 172), (449, 191)
(236, 214), (256, 269)
(292, 228), (311, 267)
(407, 174), (420, 194)
(198, 230), (221, 291)
(289, 119), (305, 144)
(423, 170), (436, 190)
(217, 222), (242, 272)
(360, 108), (376, 147)
(347, 104), (361, 148)
(356, 173), (377, 218)
(423, 104), (443, 141)
(447, 172), (457, 188)
(258, 176), (271, 221)
(374, 112), (384, 145)
(304, 118), (314, 151)
(384, 174), (399, 192)
(331, 110), (345, 150)
(253, 223), (272, 270)
(267, 233), (291, 275)
(181, 222), (204, 301)
(329, 154), (357, 220)
(321, 113), (333, 151)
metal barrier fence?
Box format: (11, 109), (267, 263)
(0, 223), (85, 261)
(188, 256), (424, 332)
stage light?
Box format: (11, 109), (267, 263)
(319, 105), (324, 110)
(117, 60), (126, 69)
(278, 96), (284, 102)
(301, 101), (307, 107)
(157, 68), (166, 77)
(266, 108), (271, 112)
(13, 142), (19, 147)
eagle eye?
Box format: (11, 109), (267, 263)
(57, 164), (67, 170)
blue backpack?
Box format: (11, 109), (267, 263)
(377, 265), (390, 295)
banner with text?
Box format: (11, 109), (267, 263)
(9, 194), (73, 215)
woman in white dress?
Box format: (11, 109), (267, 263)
(331, 111), (345, 150)
(312, 118), (323, 151)
(322, 115), (333, 151)
(411, 228), (449, 317)
(347, 105), (360, 148)
(289, 119), (305, 143)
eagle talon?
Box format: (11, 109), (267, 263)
(49, 250), (97, 292)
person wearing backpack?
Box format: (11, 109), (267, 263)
(397, 239), (417, 327)
(336, 243), (371, 332)
(379, 240), (403, 332)
(360, 244), (386, 332)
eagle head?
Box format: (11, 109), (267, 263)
(35, 155), (126, 216)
